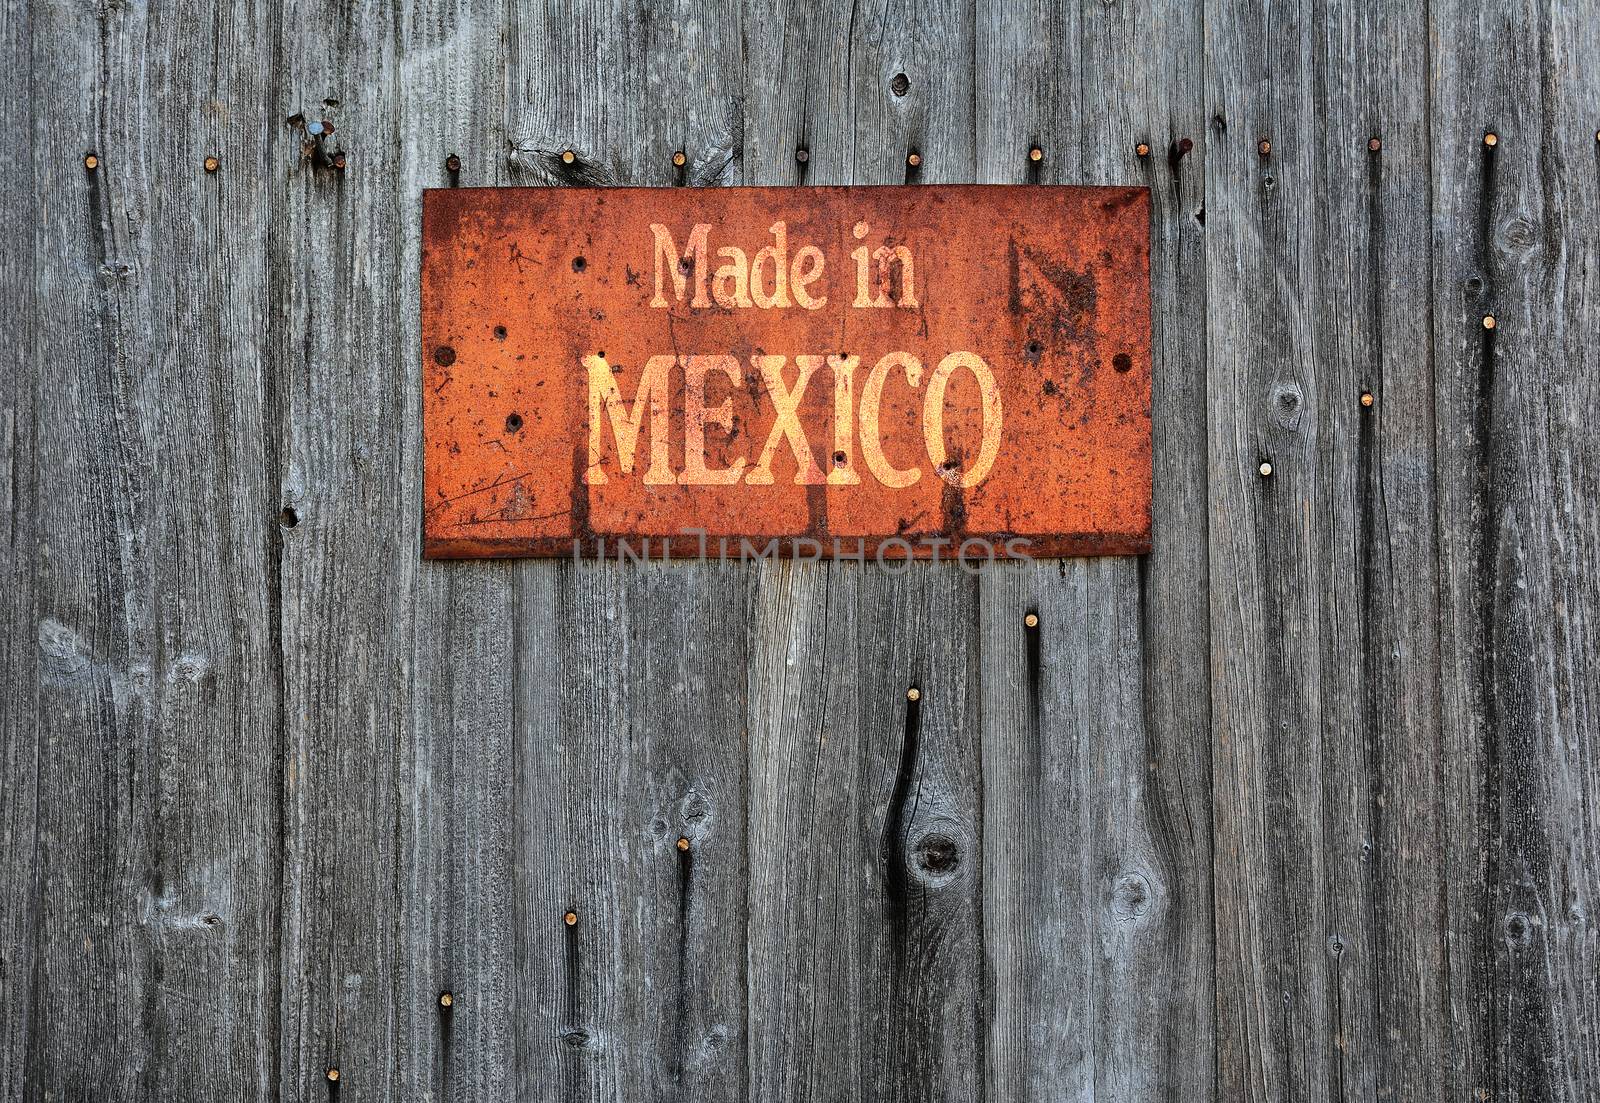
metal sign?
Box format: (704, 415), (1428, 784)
(422, 185), (1150, 560)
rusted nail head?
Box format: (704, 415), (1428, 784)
(1482, 314), (1497, 330)
(795, 146), (810, 163)
(1259, 461), (1274, 478)
(1368, 136), (1382, 151)
(1258, 138), (1272, 155)
(439, 991), (454, 1008)
(332, 152), (347, 170)
(326, 1068), (340, 1083)
(1135, 142), (1150, 158)
(563, 910), (578, 926)
(1360, 392), (1374, 408)
(906, 151), (921, 167)
(83, 152), (99, 171)
(672, 149), (686, 167)
(1028, 146), (1043, 162)
(906, 686), (921, 702)
(676, 836), (690, 851)
(445, 153), (461, 173)
(1178, 138), (1194, 154)
(561, 149), (576, 164)
(203, 156), (220, 174)
(1483, 131), (1498, 148)
(1024, 612), (1039, 629)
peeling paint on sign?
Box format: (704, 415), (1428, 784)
(421, 185), (1151, 559)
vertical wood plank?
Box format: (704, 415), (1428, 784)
(1433, 3), (1600, 1098)
(975, 2), (1213, 1099)
(21, 0), (284, 1097)
(1307, 6), (1443, 1100)
(1203, 1), (1331, 1097)
(743, 4), (986, 1101)
(395, 6), (518, 1103)
(274, 6), (411, 1099)
(505, 5), (751, 1101)
(1207, 0), (1446, 1098)
(0, 0), (36, 1097)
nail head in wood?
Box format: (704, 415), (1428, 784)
(563, 910), (578, 926)
(439, 991), (454, 1008)
(906, 686), (921, 702)
(83, 152), (98, 171)
(676, 836), (690, 852)
(1259, 462), (1274, 478)
(445, 153), (461, 173)
(561, 149), (576, 164)
(795, 146), (809, 164)
(906, 151), (921, 167)
(1258, 138), (1271, 155)
(1135, 142), (1151, 158)
(327, 1068), (340, 1083)
(203, 156), (220, 174)
(1482, 314), (1497, 330)
(1024, 612), (1039, 629)
(332, 152), (347, 171)
(1028, 146), (1043, 162)
(672, 150), (686, 167)
(1483, 131), (1498, 148)
(1368, 136), (1382, 151)
(1360, 392), (1374, 408)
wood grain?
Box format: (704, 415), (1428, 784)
(975, 2), (1215, 1098)
(4, 2), (1599, 1101)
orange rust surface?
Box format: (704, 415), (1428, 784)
(421, 185), (1151, 559)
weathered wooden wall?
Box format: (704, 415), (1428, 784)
(3, 1), (1597, 1100)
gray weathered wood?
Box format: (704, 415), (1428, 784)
(1205, 0), (1451, 1098)
(13, 2), (284, 1100)
(975, 2), (1215, 1099)
(6, 2), (1600, 1101)
(1433, 3), (1600, 1099)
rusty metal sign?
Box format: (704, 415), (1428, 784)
(422, 185), (1150, 560)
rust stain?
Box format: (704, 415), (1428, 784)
(421, 185), (1152, 559)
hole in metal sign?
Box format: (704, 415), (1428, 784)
(572, 256), (587, 272)
(494, 325), (507, 340)
(833, 450), (847, 466)
(1113, 353), (1133, 373)
(505, 412), (523, 433)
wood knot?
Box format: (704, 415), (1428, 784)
(1269, 381), (1304, 430)
(911, 832), (961, 882)
(1110, 871), (1153, 921)
(1503, 911), (1534, 947)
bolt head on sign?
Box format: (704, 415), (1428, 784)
(421, 185), (1152, 559)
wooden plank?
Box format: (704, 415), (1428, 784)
(972, 0), (1209, 1094)
(0, 0), (37, 1097)
(504, 5), (752, 1101)
(1206, 0), (1447, 1098)
(744, 4), (986, 1101)
(975, 2), (1213, 1099)
(274, 6), (414, 1098)
(1432, 3), (1600, 1098)
(17, 1), (285, 1098)
(389, 7), (520, 1103)
(1303, 6), (1444, 1099)
(1203, 1), (1333, 1097)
